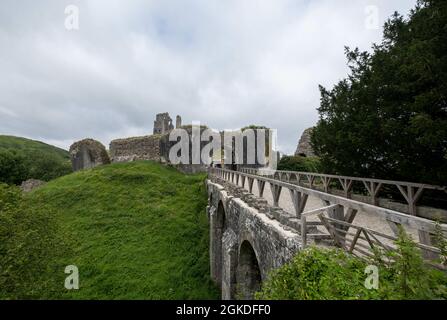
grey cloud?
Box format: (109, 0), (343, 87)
(0, 0), (416, 154)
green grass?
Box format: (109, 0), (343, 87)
(22, 161), (219, 299)
(0, 135), (69, 161)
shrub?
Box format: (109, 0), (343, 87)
(25, 150), (72, 182)
(0, 150), (28, 185)
(0, 149), (72, 185)
(256, 229), (447, 300)
(256, 247), (378, 300)
(375, 228), (447, 299)
(278, 156), (321, 173)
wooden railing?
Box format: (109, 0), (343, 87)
(209, 167), (447, 258)
(300, 205), (337, 248)
(240, 168), (447, 216)
(319, 214), (442, 262)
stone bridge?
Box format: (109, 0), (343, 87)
(207, 179), (302, 299)
(206, 168), (447, 300)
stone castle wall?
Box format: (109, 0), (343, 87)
(110, 135), (162, 163)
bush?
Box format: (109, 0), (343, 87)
(25, 150), (72, 182)
(375, 228), (447, 299)
(0, 184), (68, 299)
(256, 230), (447, 300)
(0, 150), (28, 185)
(0, 149), (71, 185)
(278, 156), (321, 173)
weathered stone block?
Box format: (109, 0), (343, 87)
(207, 180), (302, 300)
(20, 179), (45, 192)
(69, 139), (110, 171)
(295, 127), (315, 157)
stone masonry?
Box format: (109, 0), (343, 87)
(109, 135), (161, 163)
(153, 112), (174, 134)
(207, 177), (302, 300)
(109, 112), (272, 174)
(69, 139), (110, 171)
(20, 179), (46, 192)
(295, 127), (316, 157)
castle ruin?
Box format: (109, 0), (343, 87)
(295, 127), (315, 157)
(74, 111), (271, 174)
(153, 113), (175, 135)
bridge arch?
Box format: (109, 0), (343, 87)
(236, 240), (262, 299)
(216, 201), (226, 229)
(207, 192), (218, 220)
(207, 179), (303, 300)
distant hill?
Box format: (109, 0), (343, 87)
(0, 135), (69, 160)
(0, 135), (72, 184)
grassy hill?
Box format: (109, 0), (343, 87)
(0, 135), (69, 160)
(0, 135), (71, 184)
(0, 161), (219, 299)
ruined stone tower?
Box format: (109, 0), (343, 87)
(176, 115), (182, 128)
(295, 127), (316, 157)
(153, 113), (174, 135)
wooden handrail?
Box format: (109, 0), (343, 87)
(300, 204), (339, 248)
(240, 167), (446, 191)
(239, 167), (447, 216)
(209, 167), (447, 235)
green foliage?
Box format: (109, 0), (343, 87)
(0, 184), (68, 299)
(375, 227), (447, 299)
(257, 229), (447, 300)
(0, 135), (72, 184)
(434, 222), (447, 266)
(25, 149), (72, 181)
(241, 125), (268, 131)
(256, 247), (375, 300)
(312, 0), (447, 184)
(0, 150), (28, 185)
(278, 155), (321, 172)
(0, 161), (219, 299)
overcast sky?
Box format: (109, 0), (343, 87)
(0, 0), (416, 154)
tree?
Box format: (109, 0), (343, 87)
(25, 150), (72, 182)
(0, 150), (28, 185)
(312, 0), (447, 184)
(0, 148), (71, 185)
(277, 155), (321, 172)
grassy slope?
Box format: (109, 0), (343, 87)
(26, 161), (219, 299)
(0, 135), (69, 161)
